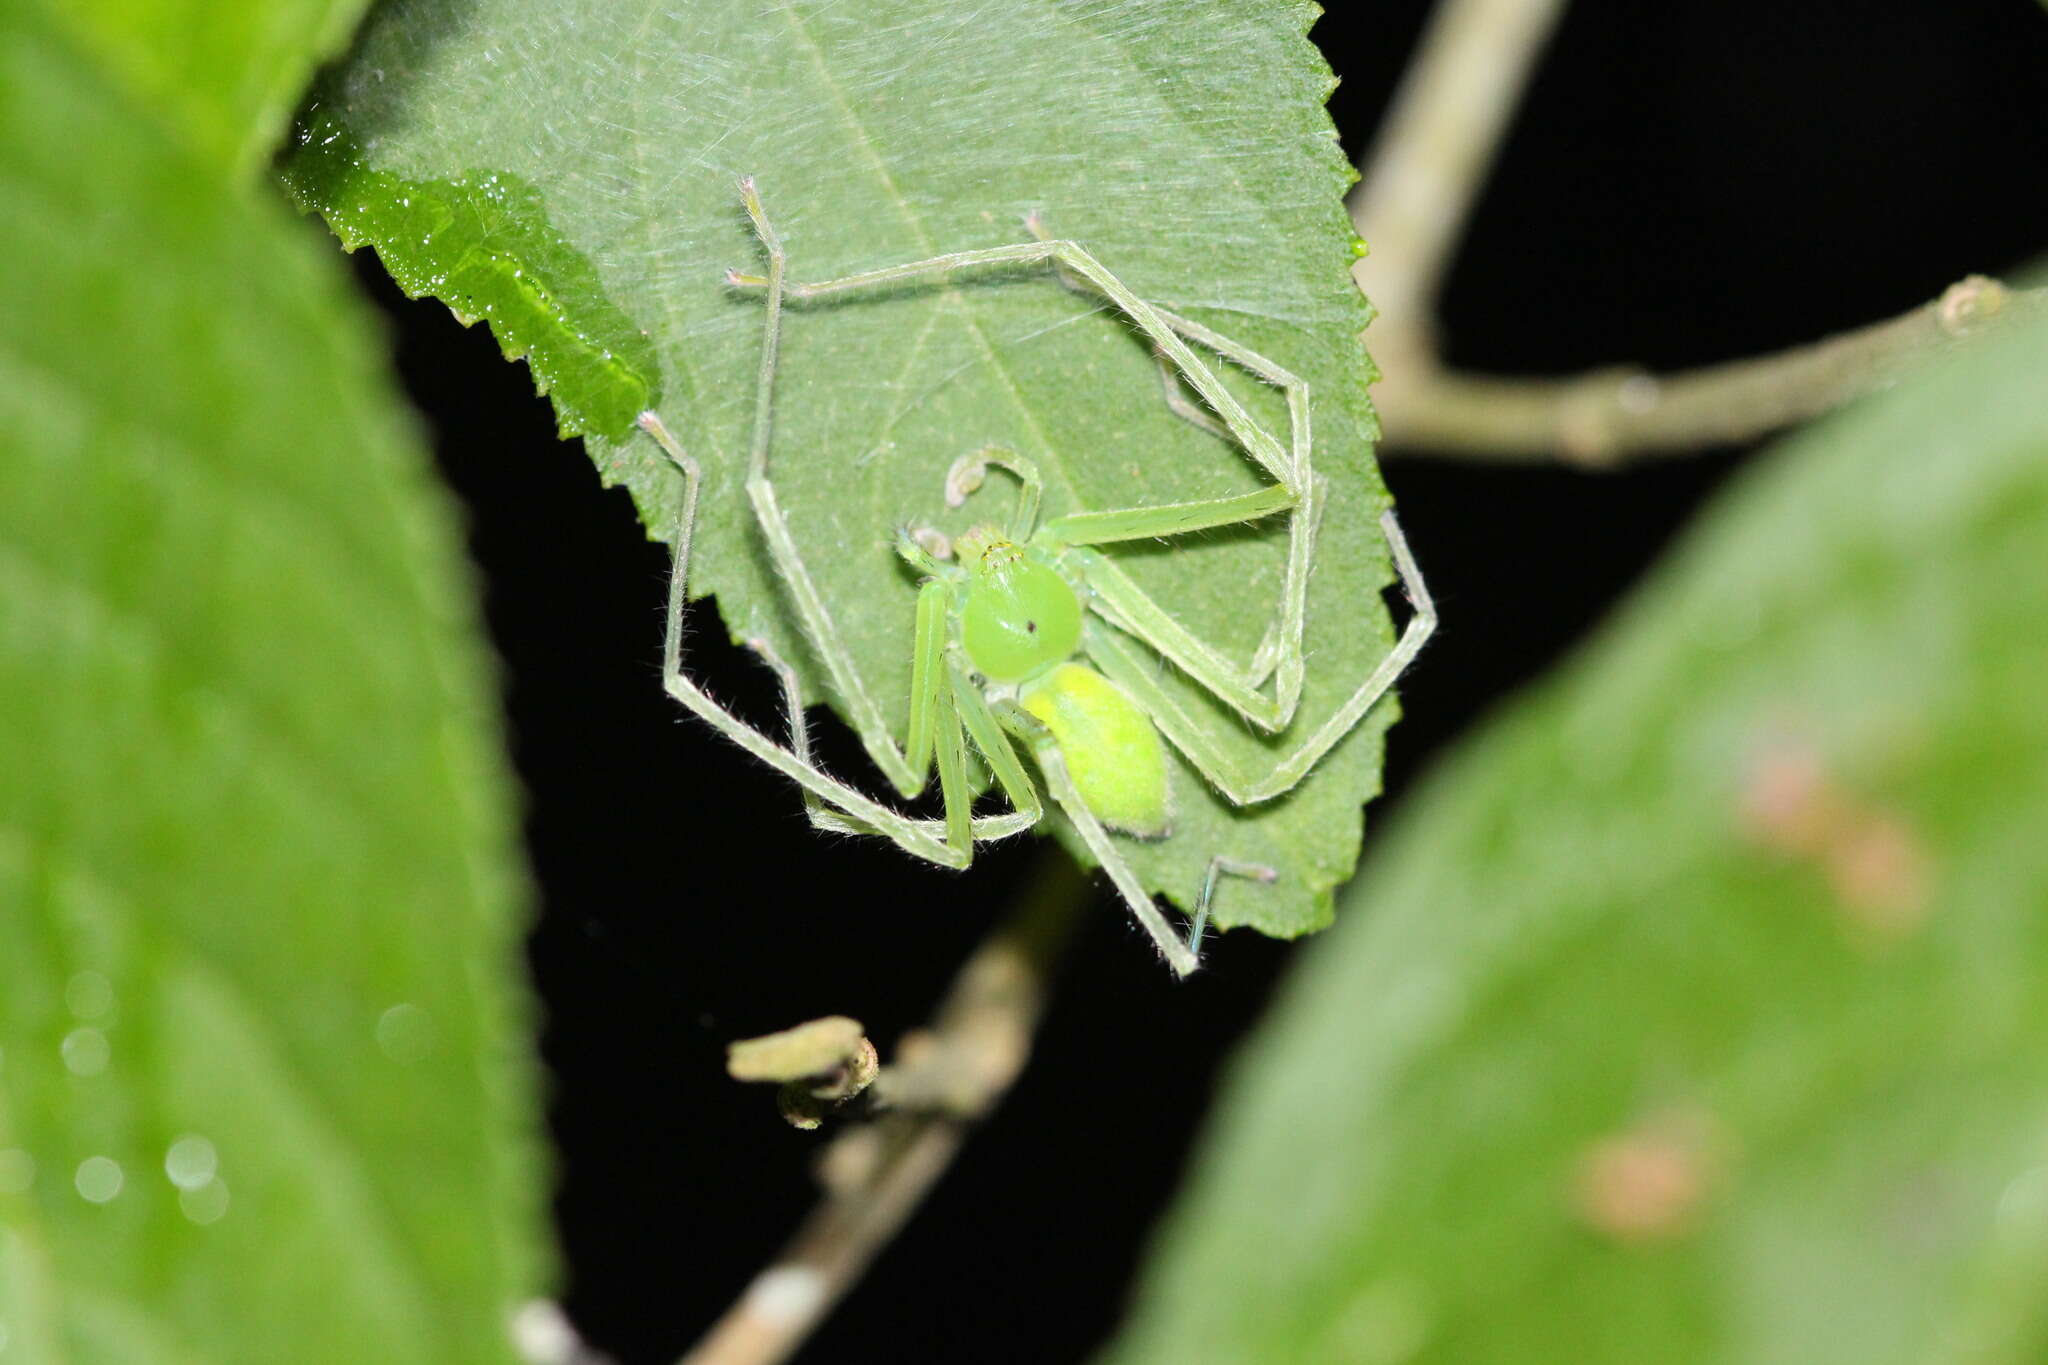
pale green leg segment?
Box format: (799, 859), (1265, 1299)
(637, 409), (993, 865)
(1027, 217), (1318, 700)
(998, 705), (1202, 978)
(1046, 484), (1294, 543)
(1049, 478), (1327, 732)
(737, 629), (849, 835)
(904, 580), (949, 781)
(948, 659), (1044, 828)
(745, 572), (1039, 845)
(730, 179), (930, 801)
(933, 673), (974, 855)
(1189, 857), (1280, 954)
(1082, 508), (1438, 805)
(1153, 350), (1233, 442)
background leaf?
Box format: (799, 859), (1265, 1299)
(53, 0), (366, 180)
(1105, 314), (2048, 1362)
(0, 5), (546, 1361)
(280, 0), (1397, 938)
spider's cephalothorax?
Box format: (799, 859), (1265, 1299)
(944, 529), (1169, 838)
(952, 529), (1081, 683)
(637, 177), (1436, 976)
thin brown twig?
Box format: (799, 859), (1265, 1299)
(1347, 0), (1571, 340)
(1375, 276), (2046, 466)
(678, 852), (1089, 1365)
(1347, 0), (2039, 464)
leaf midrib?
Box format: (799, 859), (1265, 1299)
(777, 0), (1083, 534)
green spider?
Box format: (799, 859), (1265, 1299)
(635, 178), (1434, 975)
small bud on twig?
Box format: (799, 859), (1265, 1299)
(727, 1017), (881, 1130)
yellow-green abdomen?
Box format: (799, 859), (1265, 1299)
(1019, 663), (1171, 838)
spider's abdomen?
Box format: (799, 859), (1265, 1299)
(959, 544), (1082, 684)
(1019, 663), (1170, 838)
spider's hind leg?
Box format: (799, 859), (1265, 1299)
(1188, 857), (1280, 956)
(724, 178), (1088, 801)
(998, 702), (1202, 977)
(639, 408), (1024, 869)
(741, 630), (866, 839)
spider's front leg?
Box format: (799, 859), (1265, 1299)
(1025, 216), (1320, 709)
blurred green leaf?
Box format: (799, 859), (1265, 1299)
(54, 0), (366, 180)
(1107, 315), (2048, 1363)
(280, 0), (1397, 938)
(0, 6), (545, 1362)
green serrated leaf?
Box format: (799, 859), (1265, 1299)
(0, 7), (545, 1361)
(282, 117), (659, 441)
(279, 0), (1397, 938)
(1105, 315), (2048, 1362)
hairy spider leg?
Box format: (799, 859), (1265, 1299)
(1082, 508), (1438, 806)
(1189, 856), (1282, 955)
(1142, 303), (1321, 689)
(995, 701), (1201, 976)
(725, 181), (921, 801)
(743, 629), (1040, 844)
(640, 409), (1036, 864)
(1026, 211), (1319, 709)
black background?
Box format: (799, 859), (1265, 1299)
(350, 2), (2048, 1360)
